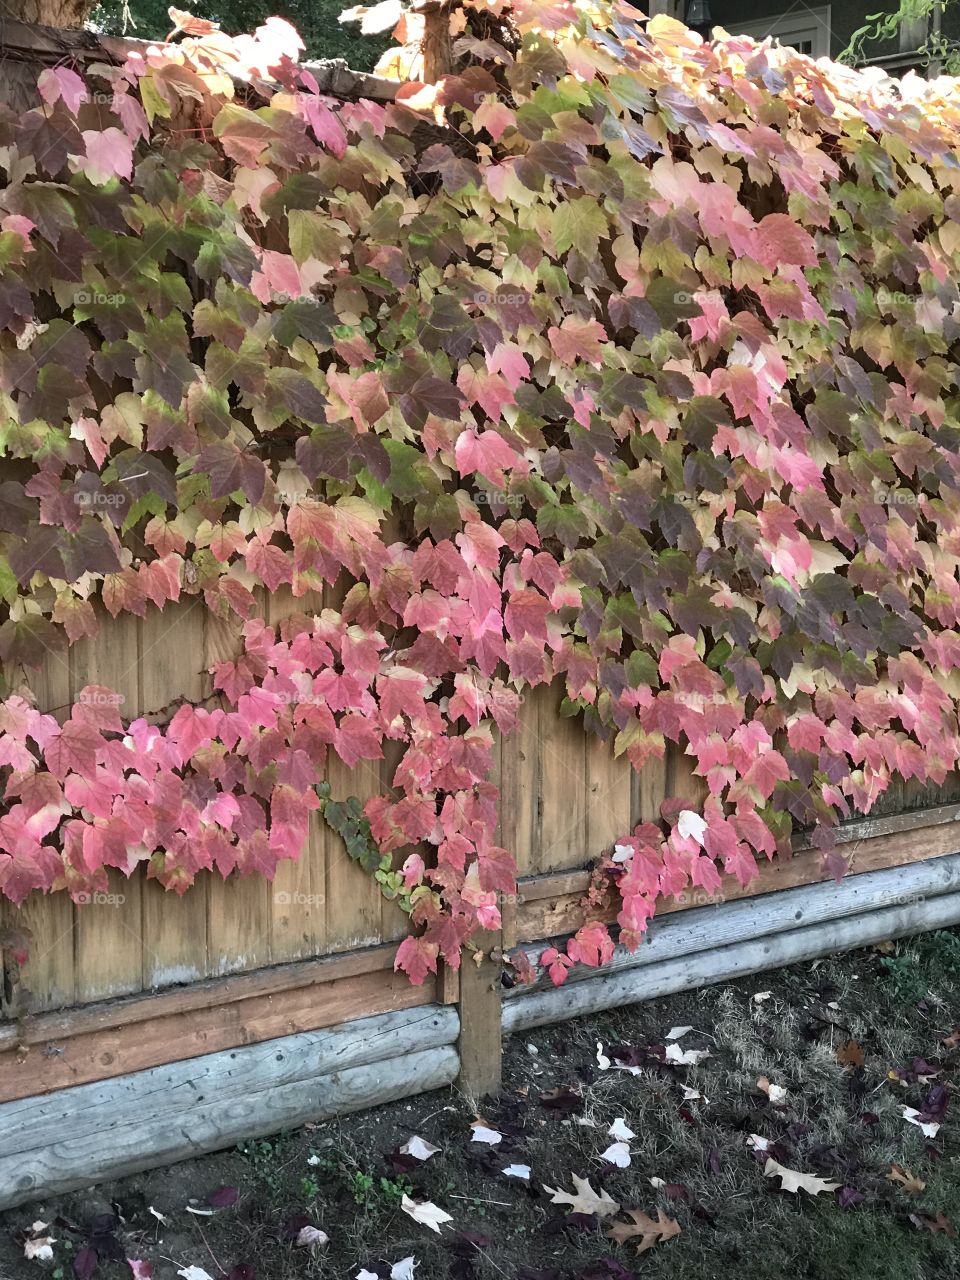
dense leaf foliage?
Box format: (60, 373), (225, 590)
(3, 3), (960, 984)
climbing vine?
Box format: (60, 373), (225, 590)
(2, 3), (960, 985)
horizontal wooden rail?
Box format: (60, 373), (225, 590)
(504, 886), (960, 1034)
(513, 802), (960, 946)
(0, 943), (453, 1103)
(0, 1006), (459, 1210)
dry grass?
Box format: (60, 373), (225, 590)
(2, 932), (959, 1280)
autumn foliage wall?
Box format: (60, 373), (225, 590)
(1, 2), (960, 985)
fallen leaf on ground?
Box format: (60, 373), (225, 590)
(747, 1134), (771, 1152)
(470, 1122), (503, 1144)
(681, 1085), (709, 1104)
(836, 1039), (865, 1069)
(887, 1164), (926, 1194)
(295, 1225), (329, 1246)
(757, 1076), (787, 1102)
(910, 1212), (955, 1236)
(601, 1141), (631, 1168)
(752, 991), (773, 1003)
(207, 1186), (238, 1209)
(400, 1135), (441, 1161)
(942, 1026), (960, 1049)
(665, 1026), (693, 1040)
(390, 1258), (417, 1279)
(608, 1118), (635, 1140)
(543, 1175), (621, 1218)
(763, 1158), (840, 1196)
(401, 1195), (453, 1234)
(665, 1044), (710, 1066)
(503, 1163), (531, 1180)
(605, 1207), (681, 1253)
(902, 1106), (940, 1138)
(177, 1269), (215, 1280)
(128, 1263), (154, 1280)
(148, 1207), (168, 1226)
(24, 1231), (56, 1262)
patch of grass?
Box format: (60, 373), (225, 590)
(2, 930), (959, 1280)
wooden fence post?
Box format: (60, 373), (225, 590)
(457, 928), (502, 1100)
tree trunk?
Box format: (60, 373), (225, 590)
(3, 0), (94, 28)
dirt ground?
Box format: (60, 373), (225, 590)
(3, 929), (960, 1280)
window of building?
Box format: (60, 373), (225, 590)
(723, 5), (831, 59)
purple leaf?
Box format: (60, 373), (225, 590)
(73, 1246), (98, 1280)
(838, 1187), (864, 1209)
(207, 1185), (239, 1209)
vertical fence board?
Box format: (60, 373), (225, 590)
(585, 732), (633, 860)
(268, 590), (327, 963)
(323, 752), (384, 953)
(140, 603), (208, 988)
(535, 686), (587, 873)
(320, 576), (383, 954)
(12, 646), (76, 1011)
(379, 739), (411, 945)
(203, 603), (273, 976)
(512, 693), (541, 876)
(633, 747), (668, 825)
(71, 612), (144, 1002)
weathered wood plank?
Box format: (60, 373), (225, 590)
(0, 966), (440, 1102)
(71, 611), (144, 1002)
(509, 851), (960, 994)
(140, 602), (209, 988)
(585, 731), (632, 860)
(535, 685), (587, 873)
(0, 1044), (459, 1210)
(504, 889), (960, 1034)
(0, 942), (398, 1052)
(514, 805), (960, 944)
(457, 925), (503, 1099)
(0, 1005), (459, 1153)
(203, 601), (273, 975)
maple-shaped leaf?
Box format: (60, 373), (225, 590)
(80, 128), (134, 185)
(197, 442), (267, 504)
(542, 1175), (620, 1218)
(605, 1207), (681, 1253)
(394, 933), (439, 984)
(763, 1158), (840, 1196)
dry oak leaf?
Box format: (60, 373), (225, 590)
(887, 1164), (926, 1194)
(836, 1039), (865, 1069)
(542, 1174), (621, 1218)
(763, 1158), (841, 1196)
(606, 1207), (681, 1253)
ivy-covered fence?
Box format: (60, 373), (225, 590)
(4, 0), (960, 1108)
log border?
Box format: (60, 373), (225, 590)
(0, 1005), (459, 1211)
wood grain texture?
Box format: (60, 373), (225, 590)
(0, 1044), (459, 1210)
(71, 610), (144, 1002)
(504, 889), (960, 1034)
(204, 600), (274, 976)
(0, 942), (398, 1051)
(140, 602), (209, 987)
(0, 1005), (459, 1154)
(457, 928), (502, 1099)
(0, 965), (440, 1102)
(509, 851), (960, 994)
(514, 805), (960, 944)
(535, 685), (587, 873)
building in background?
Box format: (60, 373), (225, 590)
(655, 1), (960, 76)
